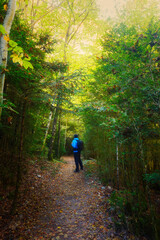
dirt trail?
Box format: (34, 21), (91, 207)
(1, 156), (118, 240)
(49, 156), (110, 240)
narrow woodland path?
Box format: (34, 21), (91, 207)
(47, 156), (110, 240)
(1, 156), (121, 240)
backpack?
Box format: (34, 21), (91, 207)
(76, 139), (84, 151)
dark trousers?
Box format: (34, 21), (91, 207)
(74, 151), (83, 172)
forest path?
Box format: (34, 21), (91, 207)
(1, 156), (119, 240)
(45, 156), (112, 240)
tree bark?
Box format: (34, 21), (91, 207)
(0, 0), (17, 119)
(48, 102), (60, 161)
(10, 98), (27, 214)
(57, 110), (61, 158)
(41, 107), (54, 152)
(64, 118), (68, 149)
(116, 140), (119, 190)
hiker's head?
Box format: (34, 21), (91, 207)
(74, 134), (78, 138)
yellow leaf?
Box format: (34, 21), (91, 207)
(4, 4), (8, 11)
(4, 35), (10, 42)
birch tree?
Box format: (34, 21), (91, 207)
(0, 0), (17, 119)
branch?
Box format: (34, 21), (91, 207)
(67, 0), (94, 44)
(67, 0), (75, 24)
(31, 0), (65, 28)
(67, 11), (89, 44)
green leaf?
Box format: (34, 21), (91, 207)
(10, 53), (23, 65)
(14, 46), (23, 53)
(9, 40), (18, 48)
(24, 56), (31, 61)
(0, 25), (6, 34)
(23, 60), (33, 69)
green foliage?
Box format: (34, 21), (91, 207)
(0, 24), (33, 69)
(36, 33), (57, 54)
(0, 24), (6, 34)
(80, 1), (160, 238)
(109, 189), (155, 236)
(46, 61), (69, 73)
(92, 19), (160, 141)
(83, 159), (98, 178)
(0, 96), (18, 113)
(1, 1), (160, 238)
(144, 172), (160, 187)
(0, 13), (59, 187)
(0, 1), (7, 24)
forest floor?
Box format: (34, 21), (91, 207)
(0, 156), (140, 240)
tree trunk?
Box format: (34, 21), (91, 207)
(116, 140), (119, 190)
(0, 0), (17, 119)
(48, 102), (59, 161)
(57, 110), (61, 159)
(41, 107), (54, 152)
(10, 98), (27, 214)
(64, 118), (68, 149)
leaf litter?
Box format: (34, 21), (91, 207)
(0, 156), (138, 239)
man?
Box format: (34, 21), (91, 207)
(71, 134), (83, 172)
